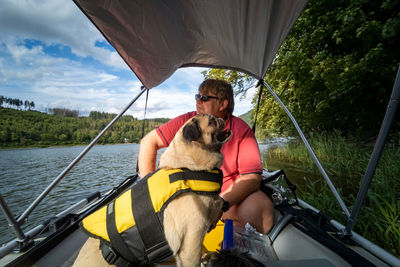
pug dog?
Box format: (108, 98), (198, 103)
(73, 114), (232, 267)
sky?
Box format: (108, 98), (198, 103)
(0, 0), (257, 119)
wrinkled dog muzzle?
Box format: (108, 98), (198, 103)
(213, 118), (232, 150)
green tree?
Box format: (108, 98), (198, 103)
(202, 69), (254, 96)
(0, 107), (169, 148)
(264, 0), (400, 137)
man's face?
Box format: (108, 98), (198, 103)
(196, 90), (226, 118)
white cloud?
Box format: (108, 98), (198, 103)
(0, 0), (256, 119)
(0, 0), (126, 70)
(5, 40), (43, 65)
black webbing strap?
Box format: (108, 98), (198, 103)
(106, 201), (136, 263)
(169, 169), (223, 184)
(252, 79), (264, 133)
(100, 241), (133, 267)
(131, 178), (171, 263)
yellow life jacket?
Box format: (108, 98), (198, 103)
(81, 168), (223, 265)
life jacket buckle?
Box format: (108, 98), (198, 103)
(100, 241), (119, 265)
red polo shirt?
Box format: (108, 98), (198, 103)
(156, 111), (263, 193)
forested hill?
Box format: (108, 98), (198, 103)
(0, 108), (169, 148)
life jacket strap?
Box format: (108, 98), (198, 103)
(106, 201), (138, 263)
(169, 168), (223, 184)
(100, 241), (134, 267)
(131, 176), (173, 263)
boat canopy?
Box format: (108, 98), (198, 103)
(74, 0), (308, 89)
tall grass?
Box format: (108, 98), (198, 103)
(264, 132), (400, 257)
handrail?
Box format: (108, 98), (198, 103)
(345, 66), (400, 235)
(0, 192), (100, 258)
(262, 81), (350, 218)
(16, 86), (147, 225)
(0, 224), (44, 259)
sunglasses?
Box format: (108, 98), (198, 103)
(195, 94), (219, 102)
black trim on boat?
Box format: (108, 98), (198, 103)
(4, 213), (82, 267)
(4, 175), (139, 267)
(268, 214), (294, 243)
(279, 206), (376, 267)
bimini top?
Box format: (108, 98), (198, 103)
(73, 0), (308, 89)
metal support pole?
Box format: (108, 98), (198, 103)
(17, 86), (147, 224)
(263, 81), (350, 218)
(0, 194), (26, 241)
(345, 67), (400, 235)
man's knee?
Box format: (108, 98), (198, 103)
(234, 190), (275, 233)
(241, 190), (273, 211)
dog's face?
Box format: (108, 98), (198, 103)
(182, 114), (232, 152)
(159, 113), (231, 171)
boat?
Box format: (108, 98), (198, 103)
(1, 0), (399, 266)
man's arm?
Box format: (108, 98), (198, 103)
(138, 129), (166, 177)
(220, 173), (261, 206)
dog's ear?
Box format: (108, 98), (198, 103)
(182, 118), (201, 142)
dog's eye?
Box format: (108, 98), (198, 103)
(208, 117), (217, 127)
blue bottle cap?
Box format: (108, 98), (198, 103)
(222, 219), (234, 250)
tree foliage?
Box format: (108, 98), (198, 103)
(49, 108), (79, 117)
(0, 96), (35, 110)
(204, 0), (400, 139)
(201, 69), (254, 96)
(0, 108), (169, 147)
(261, 0), (400, 138)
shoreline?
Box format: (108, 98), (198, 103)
(0, 142), (139, 151)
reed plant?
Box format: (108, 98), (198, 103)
(264, 131), (400, 257)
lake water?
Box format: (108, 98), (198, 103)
(0, 144), (143, 244)
(0, 142), (301, 245)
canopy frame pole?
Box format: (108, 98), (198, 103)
(16, 86), (147, 225)
(252, 79), (264, 133)
(344, 67), (400, 235)
(0, 194), (26, 241)
(262, 80), (350, 218)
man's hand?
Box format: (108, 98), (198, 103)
(207, 197), (226, 232)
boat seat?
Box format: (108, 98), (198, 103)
(260, 259), (335, 266)
(156, 259), (335, 267)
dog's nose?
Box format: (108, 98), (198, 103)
(208, 116), (219, 127)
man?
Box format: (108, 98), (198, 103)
(138, 79), (274, 234)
